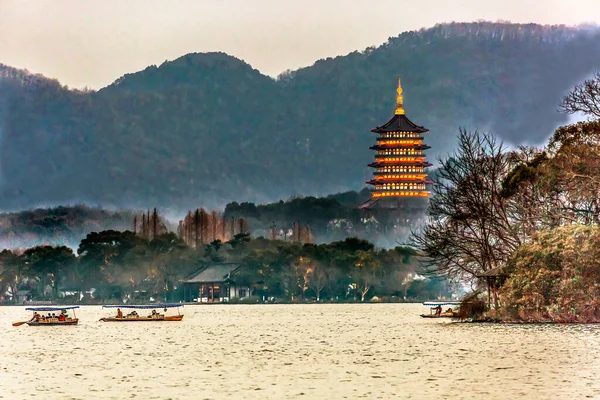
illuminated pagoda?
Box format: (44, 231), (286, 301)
(364, 78), (432, 207)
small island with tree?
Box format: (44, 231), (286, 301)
(415, 72), (600, 323)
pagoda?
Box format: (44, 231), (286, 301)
(365, 78), (432, 205)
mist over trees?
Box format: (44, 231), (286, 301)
(1, 22), (600, 211)
(0, 189), (428, 251)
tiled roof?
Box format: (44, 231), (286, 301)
(183, 263), (242, 283)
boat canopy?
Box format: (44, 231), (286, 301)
(423, 301), (461, 306)
(102, 303), (183, 309)
(25, 306), (80, 311)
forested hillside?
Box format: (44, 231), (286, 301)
(1, 22), (599, 211)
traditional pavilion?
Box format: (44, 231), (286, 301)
(364, 78), (432, 207)
(182, 262), (250, 303)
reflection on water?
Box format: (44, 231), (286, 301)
(1, 304), (600, 399)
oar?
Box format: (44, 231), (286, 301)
(12, 321), (29, 327)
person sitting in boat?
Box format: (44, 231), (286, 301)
(117, 308), (123, 319)
(59, 313), (66, 322)
(445, 308), (453, 314)
(434, 305), (442, 316)
(151, 309), (157, 318)
(30, 312), (41, 322)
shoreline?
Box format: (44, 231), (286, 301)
(1, 300), (428, 307)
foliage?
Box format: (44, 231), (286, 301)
(0, 229), (451, 303)
(500, 225), (600, 322)
(0, 205), (136, 250)
(1, 23), (600, 210)
(456, 291), (488, 321)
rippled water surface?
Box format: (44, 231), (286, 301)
(2, 304), (600, 399)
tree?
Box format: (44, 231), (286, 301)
(501, 224), (600, 322)
(559, 71), (600, 119)
(77, 230), (143, 298)
(307, 262), (328, 301)
(413, 129), (520, 286)
(0, 249), (23, 301)
(21, 245), (76, 299)
(144, 233), (190, 301)
(352, 250), (381, 301)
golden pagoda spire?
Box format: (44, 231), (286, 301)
(395, 77), (405, 115)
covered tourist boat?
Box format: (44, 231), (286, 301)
(420, 301), (460, 318)
(100, 303), (184, 322)
(12, 306), (80, 326)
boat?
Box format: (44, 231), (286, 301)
(99, 303), (184, 322)
(420, 301), (460, 318)
(12, 306), (80, 326)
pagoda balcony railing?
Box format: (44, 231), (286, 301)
(370, 145), (431, 151)
(374, 154), (425, 159)
(377, 138), (425, 147)
(377, 133), (424, 139)
(368, 177), (428, 183)
(374, 185), (427, 192)
(371, 190), (430, 198)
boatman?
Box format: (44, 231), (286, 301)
(117, 308), (123, 319)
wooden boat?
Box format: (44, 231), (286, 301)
(420, 301), (460, 318)
(100, 315), (184, 322)
(100, 303), (184, 322)
(420, 311), (458, 318)
(27, 319), (79, 326)
(12, 306), (80, 326)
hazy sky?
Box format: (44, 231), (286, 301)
(1, 0), (599, 89)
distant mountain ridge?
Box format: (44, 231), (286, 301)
(1, 22), (600, 211)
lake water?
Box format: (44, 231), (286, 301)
(2, 304), (600, 399)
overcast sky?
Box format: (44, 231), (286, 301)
(1, 0), (599, 89)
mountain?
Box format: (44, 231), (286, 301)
(1, 22), (600, 211)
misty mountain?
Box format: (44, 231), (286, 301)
(1, 22), (600, 211)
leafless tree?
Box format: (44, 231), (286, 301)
(559, 71), (600, 119)
(413, 129), (521, 284)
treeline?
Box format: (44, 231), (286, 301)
(0, 231), (451, 304)
(223, 189), (428, 246)
(416, 72), (600, 322)
(0, 190), (429, 252)
(0, 205), (136, 250)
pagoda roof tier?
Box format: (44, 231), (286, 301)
(366, 178), (433, 185)
(370, 144), (431, 151)
(369, 161), (433, 168)
(371, 114), (429, 134)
